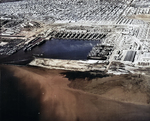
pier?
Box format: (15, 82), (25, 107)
(47, 31), (106, 41)
(23, 37), (45, 51)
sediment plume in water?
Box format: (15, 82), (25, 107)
(0, 65), (150, 121)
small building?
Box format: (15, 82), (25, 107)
(124, 51), (136, 62)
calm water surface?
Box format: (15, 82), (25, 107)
(0, 39), (100, 64)
(33, 39), (99, 60)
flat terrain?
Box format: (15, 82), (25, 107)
(1, 65), (150, 121)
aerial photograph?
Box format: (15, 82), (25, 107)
(0, 0), (150, 121)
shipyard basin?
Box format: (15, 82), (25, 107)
(0, 38), (100, 64)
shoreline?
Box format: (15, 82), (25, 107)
(1, 64), (150, 121)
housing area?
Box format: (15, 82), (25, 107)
(1, 0), (150, 74)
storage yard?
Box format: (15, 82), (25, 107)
(1, 0), (150, 74)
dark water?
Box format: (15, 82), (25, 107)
(33, 39), (99, 60)
(0, 0), (23, 3)
(61, 71), (108, 81)
(0, 66), (41, 121)
(0, 39), (99, 64)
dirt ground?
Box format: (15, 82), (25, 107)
(0, 65), (150, 121)
(129, 14), (150, 22)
